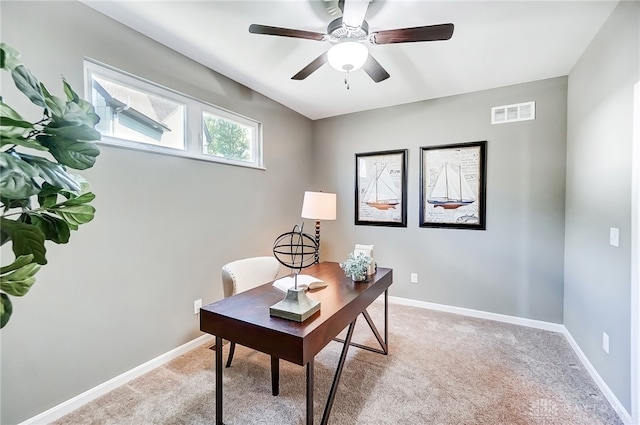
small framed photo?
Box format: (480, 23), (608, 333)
(355, 149), (407, 227)
(420, 141), (487, 230)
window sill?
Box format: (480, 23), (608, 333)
(97, 136), (266, 171)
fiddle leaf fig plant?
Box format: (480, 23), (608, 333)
(0, 43), (101, 328)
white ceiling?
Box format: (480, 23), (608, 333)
(81, 0), (618, 120)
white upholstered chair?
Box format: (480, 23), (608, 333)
(221, 256), (280, 367)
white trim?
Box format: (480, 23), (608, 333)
(388, 296), (564, 332)
(631, 80), (640, 425)
(564, 330), (634, 425)
(388, 295), (633, 424)
(21, 295), (636, 424)
(97, 136), (267, 171)
(19, 334), (214, 425)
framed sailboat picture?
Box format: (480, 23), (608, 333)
(420, 141), (487, 230)
(355, 149), (407, 227)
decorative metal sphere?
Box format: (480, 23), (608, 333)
(273, 225), (318, 271)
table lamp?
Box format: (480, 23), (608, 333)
(301, 191), (336, 262)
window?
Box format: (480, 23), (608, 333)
(84, 59), (263, 169)
(202, 110), (257, 163)
(91, 74), (186, 149)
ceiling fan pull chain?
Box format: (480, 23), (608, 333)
(345, 73), (350, 90)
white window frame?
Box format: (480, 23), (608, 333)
(83, 59), (264, 170)
(201, 107), (261, 168)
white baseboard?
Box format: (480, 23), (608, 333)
(387, 296), (633, 424)
(563, 330), (634, 425)
(387, 296), (565, 332)
(19, 334), (214, 425)
(22, 298), (635, 425)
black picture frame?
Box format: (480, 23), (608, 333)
(419, 141), (487, 230)
(355, 149), (407, 227)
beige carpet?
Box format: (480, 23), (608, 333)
(54, 301), (623, 424)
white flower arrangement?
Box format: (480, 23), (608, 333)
(339, 252), (373, 281)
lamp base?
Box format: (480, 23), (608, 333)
(270, 287), (320, 322)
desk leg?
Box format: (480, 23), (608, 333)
(320, 318), (357, 425)
(306, 359), (314, 425)
(332, 289), (389, 355)
(271, 356), (280, 396)
(215, 336), (223, 425)
(384, 289), (388, 349)
(359, 289), (389, 354)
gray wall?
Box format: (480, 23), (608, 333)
(0, 2), (314, 424)
(2, 0), (637, 423)
(314, 77), (568, 323)
(565, 0), (639, 414)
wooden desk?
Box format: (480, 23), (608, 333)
(200, 261), (393, 425)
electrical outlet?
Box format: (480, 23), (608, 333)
(193, 299), (202, 315)
(410, 273), (418, 284)
(609, 227), (619, 247)
(602, 332), (609, 354)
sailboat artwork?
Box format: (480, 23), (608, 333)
(420, 141), (486, 230)
(427, 163), (476, 209)
(363, 164), (401, 210)
(355, 149), (407, 227)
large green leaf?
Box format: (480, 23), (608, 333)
(0, 127), (27, 140)
(0, 116), (33, 129)
(63, 78), (79, 102)
(0, 260), (40, 297)
(12, 65), (46, 109)
(56, 191), (95, 206)
(0, 43), (21, 71)
(1, 293), (12, 328)
(51, 204), (95, 227)
(37, 182), (61, 208)
(37, 135), (100, 170)
(0, 135), (48, 151)
(0, 101), (37, 141)
(0, 152), (40, 199)
(0, 217), (47, 265)
(61, 100), (101, 128)
(46, 123), (100, 141)
(62, 79), (100, 125)
(40, 84), (65, 118)
(0, 100), (26, 121)
(1, 197), (31, 212)
(18, 152), (81, 192)
(0, 254), (34, 274)
(28, 213), (71, 244)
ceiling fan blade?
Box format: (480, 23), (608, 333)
(340, 0), (370, 28)
(292, 52), (328, 80)
(362, 54), (390, 83)
(370, 23), (454, 44)
(249, 24), (325, 41)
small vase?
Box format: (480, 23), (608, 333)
(351, 274), (368, 282)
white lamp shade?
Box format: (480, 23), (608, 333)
(301, 191), (337, 220)
(327, 41), (368, 73)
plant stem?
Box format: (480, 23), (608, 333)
(1, 208), (42, 219)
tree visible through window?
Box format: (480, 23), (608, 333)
(203, 112), (253, 162)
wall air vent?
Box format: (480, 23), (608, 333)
(491, 101), (536, 125)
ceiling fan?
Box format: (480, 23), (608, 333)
(248, 0), (454, 83)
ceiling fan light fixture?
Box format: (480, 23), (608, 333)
(327, 41), (368, 73)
